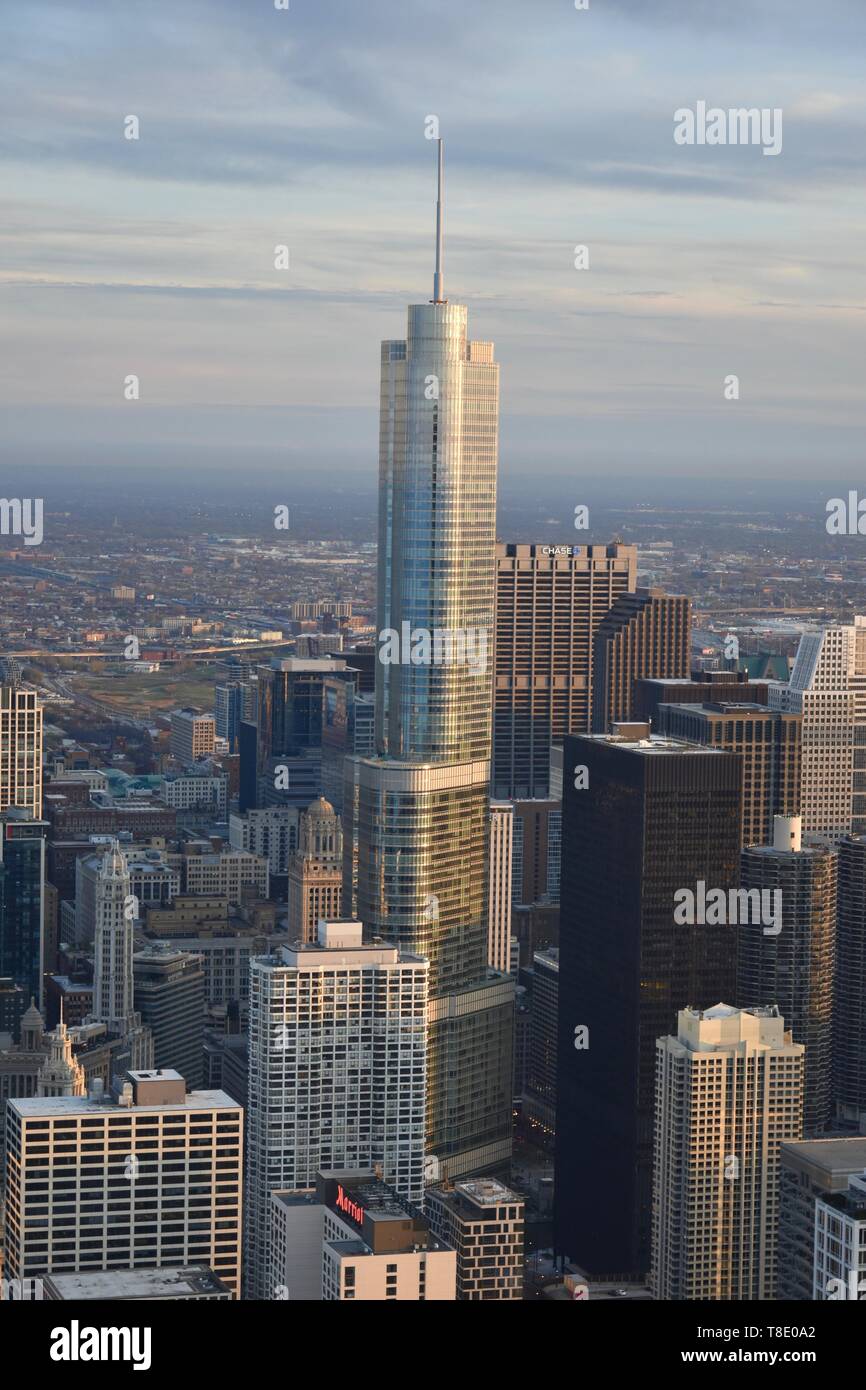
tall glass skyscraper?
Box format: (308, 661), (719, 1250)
(0, 807), (47, 1010)
(350, 144), (514, 1179)
(555, 727), (742, 1278)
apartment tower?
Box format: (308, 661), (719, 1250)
(243, 920), (428, 1299)
(651, 1004), (804, 1301)
(737, 816), (836, 1136)
(0, 683), (43, 817)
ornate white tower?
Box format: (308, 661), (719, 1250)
(90, 840), (153, 1070)
(288, 797), (343, 941)
(37, 1016), (86, 1098)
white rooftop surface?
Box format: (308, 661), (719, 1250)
(45, 1266), (230, 1299)
(457, 1177), (522, 1207)
(11, 1088), (240, 1117)
(584, 734), (731, 755)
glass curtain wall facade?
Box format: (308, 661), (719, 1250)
(555, 733), (742, 1279)
(738, 841), (836, 1136)
(0, 811), (47, 1009)
(835, 836), (866, 1125)
(352, 286), (514, 1179)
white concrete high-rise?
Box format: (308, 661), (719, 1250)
(36, 1019), (85, 1098)
(0, 683), (42, 818)
(769, 619), (866, 842)
(814, 1170), (866, 1301)
(777, 1136), (866, 1300)
(229, 805), (299, 877)
(91, 841), (152, 1071)
(244, 919), (428, 1299)
(92, 841), (134, 1033)
(651, 1004), (804, 1302)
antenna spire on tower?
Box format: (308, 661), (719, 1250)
(433, 138), (445, 303)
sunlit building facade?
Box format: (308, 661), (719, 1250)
(0, 684), (42, 819)
(652, 1005), (804, 1301)
(351, 147), (513, 1179)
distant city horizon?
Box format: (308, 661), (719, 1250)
(2, 0), (865, 1336)
(4, 0), (866, 479)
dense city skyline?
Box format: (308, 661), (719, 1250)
(1, 1), (863, 1356)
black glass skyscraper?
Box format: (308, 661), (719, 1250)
(0, 809), (48, 1010)
(555, 727), (741, 1278)
(834, 834), (866, 1127)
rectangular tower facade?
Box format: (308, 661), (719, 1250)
(493, 542), (637, 798)
(0, 809), (47, 1009)
(352, 225), (514, 1180)
(592, 588), (691, 735)
(651, 1005), (804, 1301)
(0, 684), (42, 818)
(835, 836), (866, 1128)
(487, 801), (514, 974)
(256, 660), (342, 767)
(425, 1177), (525, 1300)
(555, 728), (742, 1279)
(169, 708), (215, 765)
(4, 1070), (243, 1297)
(92, 842), (135, 1034)
(658, 703), (801, 848)
(133, 943), (206, 1089)
(634, 671), (768, 726)
(814, 1172), (866, 1301)
(778, 1137), (866, 1299)
(525, 947), (559, 1139)
(244, 920), (428, 1300)
(738, 819), (836, 1136)
(769, 620), (866, 841)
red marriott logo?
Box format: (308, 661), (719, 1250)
(335, 1185), (364, 1227)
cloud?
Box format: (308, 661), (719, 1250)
(2, 0), (866, 475)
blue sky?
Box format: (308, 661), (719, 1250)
(3, 0), (866, 479)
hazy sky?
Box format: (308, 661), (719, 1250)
(3, 0), (866, 480)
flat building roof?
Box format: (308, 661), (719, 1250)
(43, 1266), (232, 1300)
